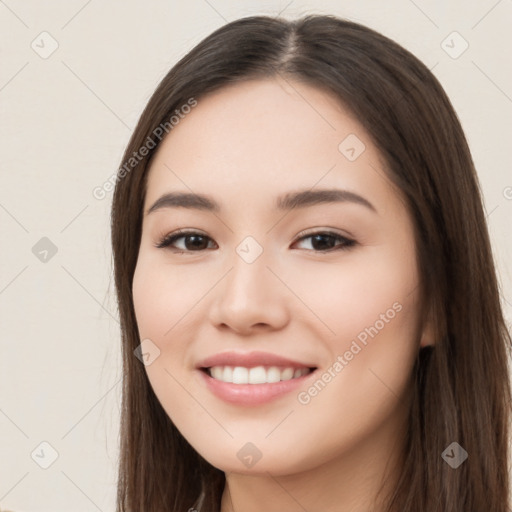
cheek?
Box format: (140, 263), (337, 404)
(289, 247), (421, 432)
(132, 259), (202, 418)
(297, 294), (419, 423)
(132, 256), (209, 341)
(275, 293), (420, 470)
(281, 243), (419, 345)
(132, 263), (166, 338)
(286, 242), (421, 414)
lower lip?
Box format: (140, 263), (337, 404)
(198, 369), (316, 406)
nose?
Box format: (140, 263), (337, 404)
(207, 246), (290, 335)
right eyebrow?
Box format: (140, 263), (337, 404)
(146, 191), (221, 215)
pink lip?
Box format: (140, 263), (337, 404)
(198, 368), (316, 406)
(195, 350), (317, 406)
(196, 350), (316, 370)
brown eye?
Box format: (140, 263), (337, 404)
(156, 231), (216, 252)
(293, 231), (356, 252)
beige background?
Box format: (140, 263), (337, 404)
(0, 1), (511, 510)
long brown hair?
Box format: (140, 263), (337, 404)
(111, 14), (512, 511)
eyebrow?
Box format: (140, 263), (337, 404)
(145, 188), (377, 215)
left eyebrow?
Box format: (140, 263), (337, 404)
(275, 188), (377, 213)
(145, 188), (377, 216)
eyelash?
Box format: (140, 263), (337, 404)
(154, 229), (356, 254)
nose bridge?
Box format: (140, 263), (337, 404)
(226, 234), (271, 299)
(210, 234), (288, 331)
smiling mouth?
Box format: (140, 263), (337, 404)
(201, 365), (316, 384)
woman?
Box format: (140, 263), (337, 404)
(111, 14), (511, 511)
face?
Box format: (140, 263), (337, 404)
(132, 77), (431, 476)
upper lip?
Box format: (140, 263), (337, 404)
(196, 351), (317, 370)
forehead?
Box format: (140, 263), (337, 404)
(144, 78), (397, 214)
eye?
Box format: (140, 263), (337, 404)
(292, 230), (356, 252)
(155, 230), (216, 252)
(155, 229), (356, 254)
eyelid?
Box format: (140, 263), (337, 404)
(294, 226), (354, 240)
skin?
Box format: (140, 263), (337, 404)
(132, 77), (433, 512)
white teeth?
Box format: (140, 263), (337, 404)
(248, 366), (267, 384)
(222, 366), (233, 383)
(211, 366), (224, 380)
(281, 368), (294, 381)
(207, 365), (311, 384)
(232, 366), (248, 384)
(266, 366), (281, 383)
